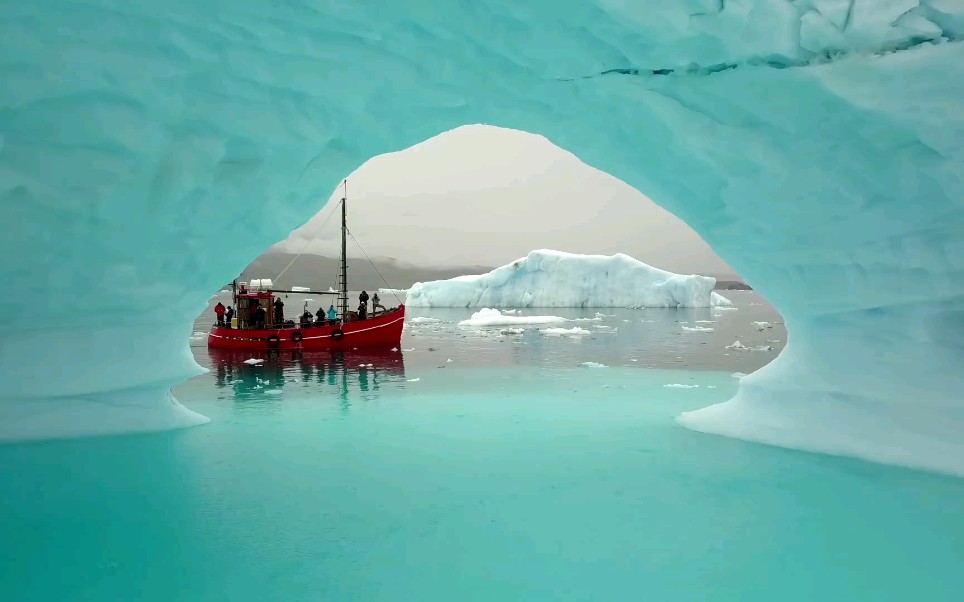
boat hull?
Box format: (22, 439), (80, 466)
(208, 306), (405, 351)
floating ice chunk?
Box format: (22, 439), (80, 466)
(752, 321), (774, 330)
(243, 358), (264, 365)
(290, 286), (310, 292)
(664, 383), (699, 389)
(328, 286), (336, 293)
(732, 372), (747, 379)
(402, 347), (415, 352)
(767, 339), (781, 344)
(458, 308), (566, 327)
(542, 327), (591, 336)
(580, 361), (608, 368)
(694, 320), (714, 324)
(707, 385), (717, 389)
(390, 347), (398, 351)
(682, 325), (714, 332)
(407, 378), (420, 383)
(715, 306), (738, 311)
(410, 317), (442, 324)
(379, 287), (409, 295)
(406, 250), (716, 308)
(446, 358), (453, 363)
(502, 309), (520, 314)
(711, 292), (733, 306)
(593, 324), (611, 329)
(630, 358), (638, 362)
(727, 340), (772, 351)
(500, 328), (524, 335)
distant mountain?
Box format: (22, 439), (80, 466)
(226, 253), (494, 292)
(226, 252), (750, 292)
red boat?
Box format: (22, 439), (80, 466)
(208, 180), (406, 351)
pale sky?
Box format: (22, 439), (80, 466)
(271, 125), (735, 277)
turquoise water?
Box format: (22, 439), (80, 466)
(2, 296), (963, 600)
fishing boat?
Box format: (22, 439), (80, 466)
(207, 181), (405, 351)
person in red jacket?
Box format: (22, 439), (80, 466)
(214, 302), (226, 326)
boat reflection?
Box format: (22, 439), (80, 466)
(206, 347), (406, 406)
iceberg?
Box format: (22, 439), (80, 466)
(457, 308), (567, 327)
(2, 1), (962, 474)
(407, 250), (717, 308)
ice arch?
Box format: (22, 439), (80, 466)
(1, 1), (962, 473)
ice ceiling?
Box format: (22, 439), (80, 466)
(1, 1), (962, 474)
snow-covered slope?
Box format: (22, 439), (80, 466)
(2, 1), (962, 474)
(406, 250), (716, 308)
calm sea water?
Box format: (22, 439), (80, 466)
(2, 292), (963, 601)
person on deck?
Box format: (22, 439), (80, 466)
(214, 302), (226, 326)
(327, 305), (338, 325)
(357, 301), (367, 321)
(255, 304), (267, 329)
(359, 290), (369, 313)
(372, 292), (385, 315)
(273, 297), (284, 326)
(225, 306), (234, 328)
(249, 301), (259, 326)
(315, 306), (326, 325)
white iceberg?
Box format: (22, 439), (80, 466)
(682, 325), (714, 332)
(409, 317), (443, 324)
(542, 327), (591, 336)
(458, 308), (567, 327)
(664, 384), (700, 389)
(406, 250), (717, 308)
(290, 286), (310, 292)
(580, 361), (608, 368)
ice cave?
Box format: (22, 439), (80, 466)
(1, 1), (963, 475)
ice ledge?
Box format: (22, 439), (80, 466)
(0, 387), (209, 443)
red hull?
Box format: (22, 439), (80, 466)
(208, 306), (405, 351)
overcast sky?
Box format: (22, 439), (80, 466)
(270, 125), (735, 277)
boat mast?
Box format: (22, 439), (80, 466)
(339, 179), (349, 321)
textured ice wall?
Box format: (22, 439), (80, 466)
(407, 250), (717, 308)
(1, 1), (962, 471)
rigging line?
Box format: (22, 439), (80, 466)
(347, 229), (403, 305)
(273, 204), (340, 284)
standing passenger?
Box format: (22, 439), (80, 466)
(214, 302), (226, 326)
(357, 301), (367, 321)
(327, 304), (338, 325)
(273, 297), (285, 326)
(359, 290), (369, 313)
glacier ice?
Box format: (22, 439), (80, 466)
(1, 1), (963, 474)
(407, 250), (718, 308)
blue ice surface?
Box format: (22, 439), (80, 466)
(0, 3), (962, 468)
(2, 364), (963, 602)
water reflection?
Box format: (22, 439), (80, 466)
(206, 348), (407, 407)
